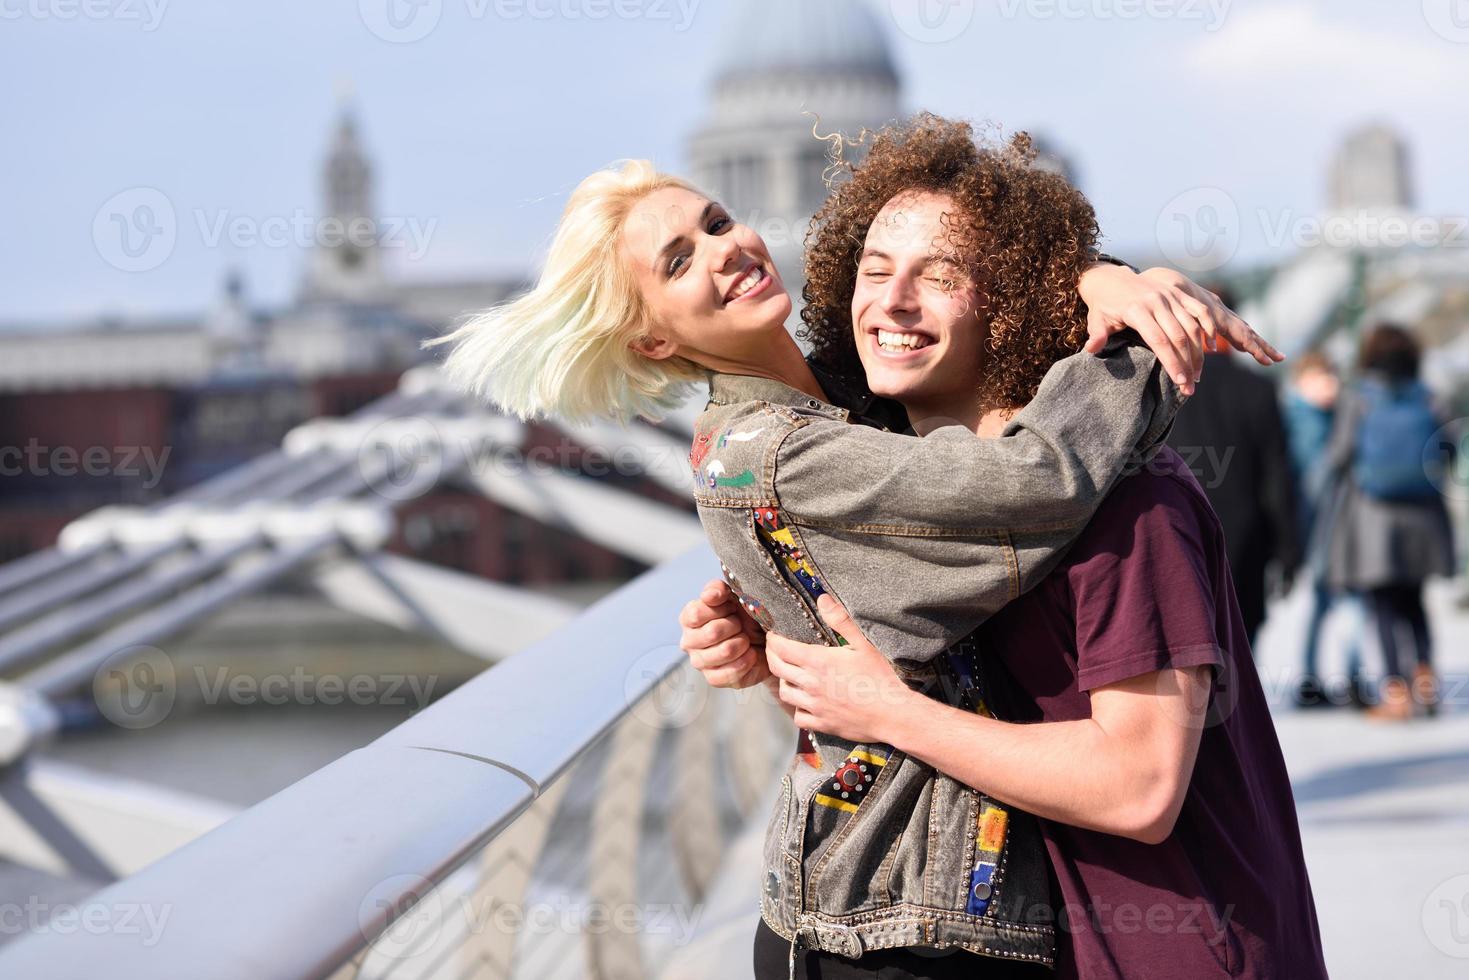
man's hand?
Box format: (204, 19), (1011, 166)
(678, 579), (770, 689)
(764, 594), (919, 743)
(1078, 263), (1284, 396)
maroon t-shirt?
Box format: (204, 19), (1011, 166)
(979, 447), (1327, 979)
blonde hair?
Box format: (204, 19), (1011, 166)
(424, 160), (710, 424)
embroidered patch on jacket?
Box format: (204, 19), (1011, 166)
(814, 748), (888, 813)
(754, 508), (830, 603)
(689, 430), (714, 475)
(943, 643), (1010, 916)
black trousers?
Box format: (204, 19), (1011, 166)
(1365, 582), (1432, 679)
(754, 919), (1052, 979)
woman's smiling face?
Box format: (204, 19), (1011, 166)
(620, 185), (792, 368)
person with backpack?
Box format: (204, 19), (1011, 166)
(1323, 324), (1457, 720)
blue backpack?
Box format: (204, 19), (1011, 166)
(1353, 378), (1442, 500)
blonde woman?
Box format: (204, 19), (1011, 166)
(429, 123), (1279, 976)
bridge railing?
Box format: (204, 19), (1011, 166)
(0, 546), (791, 980)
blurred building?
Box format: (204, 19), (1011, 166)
(1250, 123), (1469, 396)
(0, 106), (530, 565)
(1327, 123), (1414, 212)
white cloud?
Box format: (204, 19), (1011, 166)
(1184, 2), (1466, 108)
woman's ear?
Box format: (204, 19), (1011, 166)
(630, 331), (678, 361)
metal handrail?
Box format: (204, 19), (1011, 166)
(0, 545), (722, 980)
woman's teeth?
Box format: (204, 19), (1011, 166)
(876, 329), (932, 352)
(728, 267), (765, 300)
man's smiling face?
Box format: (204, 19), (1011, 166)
(851, 190), (991, 425)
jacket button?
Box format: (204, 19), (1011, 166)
(972, 881), (992, 902)
(765, 870), (781, 896)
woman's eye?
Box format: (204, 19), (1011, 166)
(709, 215), (731, 233)
(667, 253), (689, 276)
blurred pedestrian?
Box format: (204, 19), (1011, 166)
(1167, 288), (1300, 647)
(1323, 324), (1456, 721)
(1285, 352), (1365, 708)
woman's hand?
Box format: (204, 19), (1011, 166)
(678, 579), (770, 689)
(1078, 263), (1284, 395)
(764, 594), (921, 744)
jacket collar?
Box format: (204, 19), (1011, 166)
(706, 372), (851, 423)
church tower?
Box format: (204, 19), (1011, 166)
(303, 100), (383, 302)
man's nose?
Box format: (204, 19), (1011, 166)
(879, 272), (920, 316)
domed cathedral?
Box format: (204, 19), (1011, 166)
(686, 0), (903, 311)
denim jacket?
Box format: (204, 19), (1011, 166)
(688, 338), (1182, 970)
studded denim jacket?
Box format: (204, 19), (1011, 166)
(688, 339), (1182, 971)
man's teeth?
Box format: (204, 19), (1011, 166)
(729, 267), (765, 299)
(876, 329), (931, 351)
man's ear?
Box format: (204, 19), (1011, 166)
(630, 331), (678, 361)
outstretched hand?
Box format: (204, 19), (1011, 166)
(1079, 264), (1283, 396)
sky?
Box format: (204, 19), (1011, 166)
(2, 0), (1467, 324)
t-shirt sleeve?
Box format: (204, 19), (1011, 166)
(1066, 473), (1227, 692)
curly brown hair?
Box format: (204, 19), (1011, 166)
(800, 113), (1099, 412)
